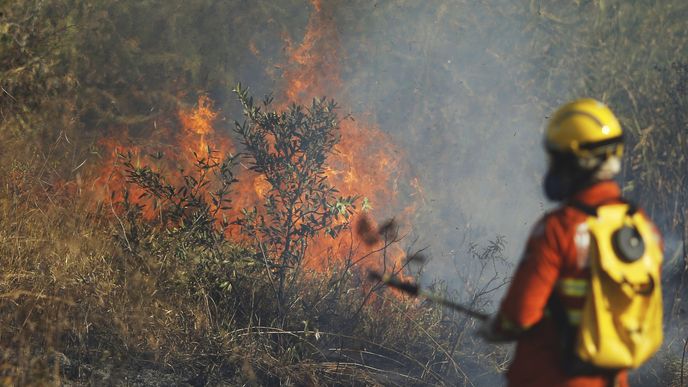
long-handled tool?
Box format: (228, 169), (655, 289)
(368, 271), (489, 321)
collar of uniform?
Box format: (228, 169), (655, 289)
(570, 180), (622, 207)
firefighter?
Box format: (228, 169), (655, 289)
(479, 99), (663, 387)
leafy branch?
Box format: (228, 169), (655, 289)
(233, 83), (359, 312)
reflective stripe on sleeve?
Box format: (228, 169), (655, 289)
(558, 278), (589, 297)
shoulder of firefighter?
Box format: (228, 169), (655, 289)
(481, 184), (664, 370)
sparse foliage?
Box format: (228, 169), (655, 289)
(233, 84), (359, 311)
(119, 148), (239, 252)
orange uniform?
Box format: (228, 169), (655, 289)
(497, 180), (649, 387)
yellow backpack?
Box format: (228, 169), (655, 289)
(575, 202), (663, 369)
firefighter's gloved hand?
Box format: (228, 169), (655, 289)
(478, 314), (511, 343)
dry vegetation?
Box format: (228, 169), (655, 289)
(1, 0), (687, 386)
(0, 82), (508, 385)
(0, 144), (506, 385)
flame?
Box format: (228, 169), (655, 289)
(93, 1), (422, 281)
(93, 135), (155, 219)
(283, 0), (341, 103)
(280, 1), (418, 277)
(178, 95), (219, 156)
(95, 97), (246, 224)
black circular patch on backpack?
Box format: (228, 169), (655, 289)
(612, 226), (645, 262)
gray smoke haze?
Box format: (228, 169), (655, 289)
(225, 0), (684, 282)
(332, 1), (550, 272)
(3, 0), (685, 385)
(95, 0), (680, 384)
(225, 2), (686, 384)
(233, 1), (553, 279)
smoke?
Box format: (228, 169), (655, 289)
(85, 0), (686, 383)
(309, 1), (551, 282)
(228, 0), (552, 286)
(240, 3), (687, 383)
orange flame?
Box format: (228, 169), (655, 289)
(94, 1), (422, 281)
(280, 1), (418, 277)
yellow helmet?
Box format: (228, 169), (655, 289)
(545, 99), (624, 160)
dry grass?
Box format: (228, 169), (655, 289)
(2, 1), (687, 385)
(0, 146), (508, 386)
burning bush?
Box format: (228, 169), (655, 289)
(3, 0), (687, 385)
(233, 84), (362, 317)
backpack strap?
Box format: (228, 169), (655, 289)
(568, 200), (598, 216)
(624, 200), (639, 216)
(568, 197), (638, 217)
